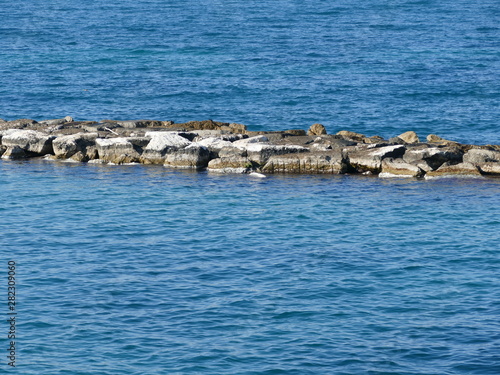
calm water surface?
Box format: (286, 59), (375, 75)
(1, 159), (499, 374)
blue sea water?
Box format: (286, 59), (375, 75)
(1, 160), (500, 374)
(1, 0), (500, 374)
(0, 0), (499, 144)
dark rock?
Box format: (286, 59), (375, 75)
(284, 129), (307, 136)
(1, 146), (30, 159)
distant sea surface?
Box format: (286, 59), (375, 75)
(1, 0), (499, 144)
(1, 1), (500, 374)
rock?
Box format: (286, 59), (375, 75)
(426, 134), (458, 146)
(478, 162), (500, 176)
(397, 131), (420, 144)
(232, 135), (269, 148)
(337, 130), (365, 142)
(164, 144), (211, 169)
(425, 162), (482, 179)
(40, 117), (73, 126)
(463, 148), (500, 164)
(53, 133), (98, 160)
(0, 145), (6, 157)
(117, 120), (163, 128)
(246, 144), (309, 165)
(363, 136), (387, 145)
(403, 144), (463, 170)
(140, 131), (192, 164)
(1, 129), (55, 155)
(388, 137), (406, 145)
(2, 119), (38, 129)
(1, 146), (29, 159)
(284, 129), (307, 136)
(228, 123), (247, 133)
(307, 123), (327, 136)
(95, 138), (141, 164)
(262, 151), (347, 174)
(178, 120), (229, 131)
(379, 158), (424, 178)
(207, 156), (254, 174)
(345, 145), (406, 173)
(193, 137), (235, 156)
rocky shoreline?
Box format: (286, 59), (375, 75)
(1, 117), (499, 179)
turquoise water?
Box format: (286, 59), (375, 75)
(1, 0), (500, 373)
(1, 160), (500, 374)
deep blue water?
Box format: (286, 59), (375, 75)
(1, 1), (500, 374)
(0, 0), (499, 144)
(1, 160), (500, 374)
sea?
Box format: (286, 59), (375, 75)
(1, 0), (499, 374)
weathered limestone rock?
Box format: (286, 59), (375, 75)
(478, 162), (500, 176)
(246, 144), (309, 165)
(1, 119), (38, 129)
(1, 130), (55, 155)
(463, 148), (500, 164)
(40, 116), (74, 126)
(1, 146), (29, 159)
(425, 162), (482, 179)
(207, 156), (254, 174)
(178, 120), (229, 131)
(307, 123), (327, 136)
(363, 136), (387, 145)
(53, 133), (98, 160)
(397, 131), (420, 144)
(262, 151), (347, 174)
(337, 130), (365, 142)
(403, 145), (463, 170)
(193, 137), (235, 154)
(346, 145), (406, 173)
(117, 120), (163, 128)
(233, 135), (269, 148)
(426, 134), (459, 146)
(228, 123), (247, 133)
(96, 138), (141, 164)
(140, 132), (192, 164)
(389, 137), (406, 145)
(164, 144), (211, 169)
(379, 158), (424, 178)
(284, 129), (307, 136)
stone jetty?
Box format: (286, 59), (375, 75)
(1, 117), (499, 179)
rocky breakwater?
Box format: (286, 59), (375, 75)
(1, 117), (499, 179)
